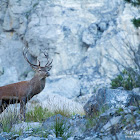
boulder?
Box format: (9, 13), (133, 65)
(84, 88), (140, 117)
(44, 76), (81, 99)
(11, 122), (41, 132)
(42, 114), (69, 130)
(43, 114), (87, 137)
(0, 135), (5, 140)
(101, 116), (122, 132)
(23, 136), (46, 140)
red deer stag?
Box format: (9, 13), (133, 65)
(0, 48), (52, 120)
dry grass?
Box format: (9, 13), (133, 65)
(0, 105), (20, 132)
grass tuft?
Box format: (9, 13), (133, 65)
(53, 115), (71, 139)
(54, 108), (71, 118)
(26, 105), (54, 122)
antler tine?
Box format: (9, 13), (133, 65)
(48, 65), (52, 71)
(44, 52), (49, 61)
(23, 47), (39, 68)
(47, 59), (53, 67)
(43, 52), (53, 68)
(47, 67), (52, 71)
(45, 61), (50, 67)
(45, 59), (53, 67)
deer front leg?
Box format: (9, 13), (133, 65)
(20, 98), (26, 121)
(0, 100), (2, 113)
(0, 100), (9, 114)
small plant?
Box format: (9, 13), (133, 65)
(121, 118), (127, 126)
(137, 110), (140, 114)
(86, 105), (109, 128)
(54, 108), (71, 118)
(26, 105), (54, 122)
(111, 69), (140, 90)
(53, 116), (71, 139)
(116, 107), (124, 115)
(26, 105), (76, 122)
(86, 118), (96, 129)
(132, 18), (140, 28)
(16, 128), (24, 136)
(54, 117), (65, 137)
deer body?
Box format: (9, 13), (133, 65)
(0, 48), (52, 121)
(0, 73), (46, 100)
(0, 81), (30, 99)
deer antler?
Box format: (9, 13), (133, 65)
(23, 48), (53, 71)
(23, 47), (40, 70)
(44, 53), (53, 71)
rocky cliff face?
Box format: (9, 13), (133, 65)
(0, 0), (139, 98)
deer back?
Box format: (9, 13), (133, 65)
(0, 81), (29, 100)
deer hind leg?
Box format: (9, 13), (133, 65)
(0, 100), (9, 113)
(20, 98), (26, 121)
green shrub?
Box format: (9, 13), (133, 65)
(26, 105), (76, 122)
(124, 0), (140, 6)
(53, 116), (71, 139)
(116, 107), (124, 115)
(54, 117), (65, 137)
(26, 105), (54, 122)
(124, 0), (140, 28)
(132, 18), (140, 28)
(111, 69), (140, 90)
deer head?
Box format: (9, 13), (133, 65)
(23, 47), (53, 79)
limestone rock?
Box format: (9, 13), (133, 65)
(0, 135), (5, 140)
(101, 116), (122, 132)
(83, 88), (140, 117)
(0, 0), (139, 98)
(11, 122), (41, 132)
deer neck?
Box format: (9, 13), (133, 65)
(29, 74), (46, 97)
